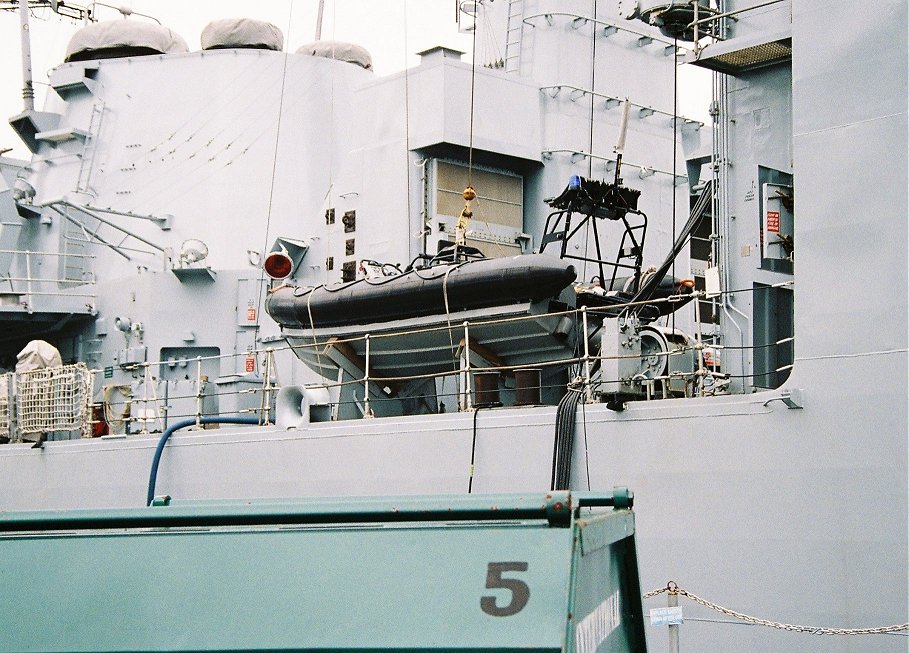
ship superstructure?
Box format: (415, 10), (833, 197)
(0, 1), (905, 651)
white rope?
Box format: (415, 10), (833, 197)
(442, 263), (461, 371)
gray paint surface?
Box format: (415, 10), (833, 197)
(0, 1), (906, 651)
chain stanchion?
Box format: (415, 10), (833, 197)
(668, 582), (680, 653)
(644, 582), (909, 636)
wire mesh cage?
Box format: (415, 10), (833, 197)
(15, 364), (94, 439)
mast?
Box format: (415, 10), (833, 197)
(19, 0), (34, 112)
(315, 0), (324, 40)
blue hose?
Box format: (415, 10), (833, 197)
(146, 416), (261, 506)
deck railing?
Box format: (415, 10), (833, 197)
(0, 249), (96, 311)
(0, 286), (795, 441)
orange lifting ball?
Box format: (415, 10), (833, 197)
(462, 186), (477, 201)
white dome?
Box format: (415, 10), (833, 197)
(65, 20), (188, 62)
(296, 41), (373, 70)
(201, 18), (284, 51)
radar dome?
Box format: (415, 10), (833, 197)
(201, 18), (284, 51)
(296, 41), (373, 70)
(65, 21), (188, 62)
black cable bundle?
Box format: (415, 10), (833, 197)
(550, 385), (584, 490)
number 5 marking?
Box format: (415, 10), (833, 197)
(481, 562), (530, 617)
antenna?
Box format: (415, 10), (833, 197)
(315, 0), (324, 40)
(90, 2), (161, 23)
(613, 98), (631, 186)
(18, 0), (34, 112)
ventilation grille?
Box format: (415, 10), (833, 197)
(711, 40), (792, 71)
(690, 35), (792, 74)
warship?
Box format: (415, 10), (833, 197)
(0, 0), (906, 651)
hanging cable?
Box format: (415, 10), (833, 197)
(403, 0), (413, 238)
(551, 380), (584, 490)
(325, 4), (339, 285)
(581, 398), (592, 490)
(672, 38), (679, 331)
(467, 2), (479, 186)
(443, 263), (461, 372)
(254, 0), (296, 345)
(468, 406), (483, 492)
(588, 0), (598, 178)
(481, 7), (503, 67)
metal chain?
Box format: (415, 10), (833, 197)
(644, 582), (909, 636)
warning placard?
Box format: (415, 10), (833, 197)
(245, 357), (256, 373)
(766, 210), (780, 233)
(246, 306), (257, 322)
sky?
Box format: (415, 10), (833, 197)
(0, 1), (477, 157)
(0, 1), (709, 158)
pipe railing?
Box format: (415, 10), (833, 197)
(0, 249), (97, 306)
(0, 282), (796, 440)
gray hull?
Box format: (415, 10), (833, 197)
(0, 1), (905, 651)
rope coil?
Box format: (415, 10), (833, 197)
(644, 583), (909, 636)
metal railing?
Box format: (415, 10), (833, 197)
(540, 84), (704, 129)
(0, 249), (96, 310)
(115, 289), (792, 424)
(0, 283), (796, 440)
(523, 11), (684, 50)
(540, 149), (688, 184)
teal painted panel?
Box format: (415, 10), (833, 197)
(568, 511), (647, 653)
(0, 521), (573, 652)
(577, 511), (635, 556)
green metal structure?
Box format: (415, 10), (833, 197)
(0, 491), (646, 652)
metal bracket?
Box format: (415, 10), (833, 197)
(763, 388), (803, 409)
(545, 491), (573, 526)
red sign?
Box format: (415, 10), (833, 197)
(766, 210), (780, 233)
(245, 356), (256, 373)
(246, 306), (257, 322)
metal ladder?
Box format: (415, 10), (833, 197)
(503, 0), (525, 73)
(75, 101), (104, 194)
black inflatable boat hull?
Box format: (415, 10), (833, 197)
(266, 254), (577, 329)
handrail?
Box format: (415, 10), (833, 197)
(523, 11), (686, 49)
(51, 201), (167, 253)
(0, 289), (96, 299)
(1, 491), (628, 531)
(0, 249), (95, 259)
(0, 278), (797, 441)
(0, 249), (97, 305)
(687, 0), (788, 29)
(1, 326), (794, 404)
(541, 148), (687, 183)
(539, 84), (703, 128)
(70, 279), (794, 370)
(75, 204), (172, 230)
